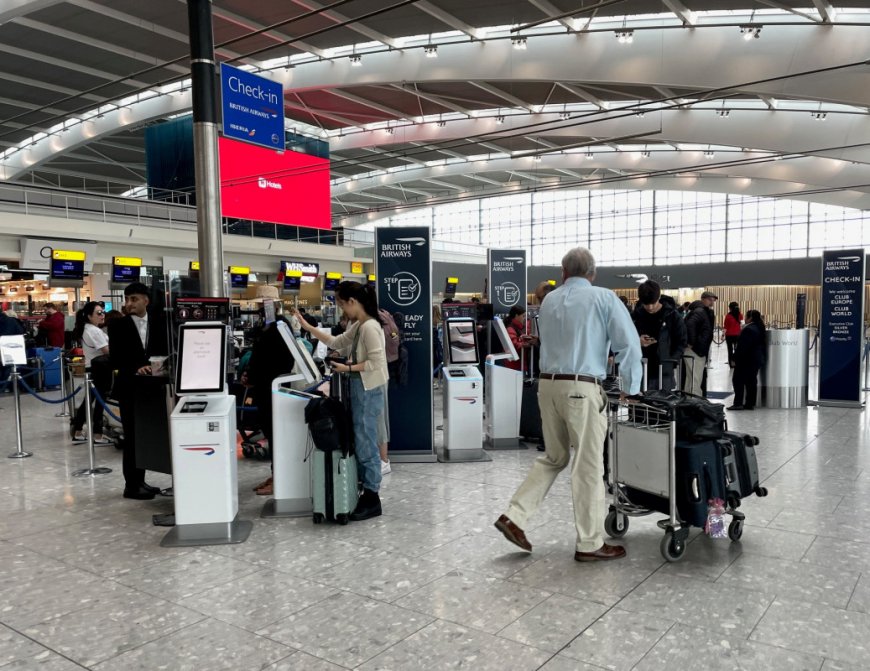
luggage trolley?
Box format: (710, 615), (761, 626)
(603, 391), (746, 562)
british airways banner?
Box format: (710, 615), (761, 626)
(376, 227), (434, 459)
(819, 249), (866, 407)
(220, 63), (284, 150)
(488, 249), (527, 319)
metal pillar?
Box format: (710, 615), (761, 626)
(55, 358), (70, 418)
(188, 0), (225, 298)
(8, 366), (32, 459)
(73, 372), (112, 476)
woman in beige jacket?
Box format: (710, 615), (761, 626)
(294, 281), (388, 521)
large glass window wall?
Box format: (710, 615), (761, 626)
(357, 189), (870, 265)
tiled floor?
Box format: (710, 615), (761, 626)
(1, 344), (869, 670)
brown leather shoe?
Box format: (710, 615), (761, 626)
(574, 543), (626, 562)
(494, 515), (532, 552)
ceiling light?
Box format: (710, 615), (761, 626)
(635, 111), (645, 118)
(716, 109), (730, 118)
(704, 151), (715, 158)
(739, 25), (761, 40)
(533, 155), (542, 162)
(585, 152), (594, 160)
(385, 127), (394, 134)
(641, 151), (650, 158)
(437, 120), (447, 127)
(811, 111), (827, 120)
(424, 45), (438, 58)
(350, 55), (362, 67)
(495, 116), (505, 124)
(615, 29), (634, 44)
(512, 37), (527, 50)
(560, 112), (571, 120)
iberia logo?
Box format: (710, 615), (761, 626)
(183, 447), (216, 456)
(455, 397), (477, 404)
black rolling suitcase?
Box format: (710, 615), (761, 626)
(720, 432), (768, 501)
(623, 438), (728, 528)
(519, 379), (542, 441)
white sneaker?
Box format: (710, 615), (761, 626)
(381, 460), (392, 475)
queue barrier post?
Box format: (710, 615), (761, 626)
(55, 357), (71, 418)
(72, 370), (112, 477)
(8, 365), (32, 459)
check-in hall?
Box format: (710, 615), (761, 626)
(0, 1), (869, 669)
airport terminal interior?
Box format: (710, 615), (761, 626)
(1, 0), (870, 669)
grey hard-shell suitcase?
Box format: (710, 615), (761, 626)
(312, 448), (359, 525)
(720, 432), (768, 502)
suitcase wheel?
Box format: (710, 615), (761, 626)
(755, 486), (768, 497)
(241, 443), (255, 458)
(336, 513), (349, 526)
(660, 531), (686, 562)
(728, 519), (744, 542)
(604, 510), (629, 539)
(313, 513), (325, 524)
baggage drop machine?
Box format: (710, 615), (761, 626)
(162, 322), (252, 547)
(261, 320), (322, 518)
(439, 318), (489, 463)
(485, 318), (523, 448)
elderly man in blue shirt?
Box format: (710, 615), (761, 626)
(495, 247), (642, 562)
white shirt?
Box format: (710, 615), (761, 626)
(131, 314), (148, 349)
(81, 323), (109, 365)
(538, 277), (643, 394)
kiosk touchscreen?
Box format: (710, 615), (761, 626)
(163, 322), (252, 547)
(440, 318), (488, 462)
(262, 320), (321, 518)
(485, 318), (523, 448)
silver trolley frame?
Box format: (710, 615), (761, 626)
(604, 362), (745, 562)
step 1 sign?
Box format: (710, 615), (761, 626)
(220, 63), (284, 150)
(488, 249), (527, 319)
(819, 249), (865, 407)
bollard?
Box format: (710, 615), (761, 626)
(55, 358), (71, 418)
(641, 358), (648, 393)
(72, 371), (112, 477)
(65, 362), (77, 418)
(8, 366), (32, 459)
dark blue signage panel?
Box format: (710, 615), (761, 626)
(220, 63), (284, 150)
(819, 249), (865, 406)
(488, 248), (527, 319)
(376, 227), (433, 458)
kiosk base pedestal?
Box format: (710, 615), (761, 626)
(160, 517), (253, 547)
(261, 497), (312, 518)
(438, 447), (491, 463)
(485, 436), (523, 450)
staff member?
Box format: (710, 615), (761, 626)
(495, 248), (641, 562)
(108, 282), (167, 500)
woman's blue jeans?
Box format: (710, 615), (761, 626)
(349, 378), (385, 492)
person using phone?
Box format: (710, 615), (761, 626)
(631, 280), (686, 391)
(292, 281), (388, 522)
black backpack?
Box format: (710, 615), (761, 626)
(641, 390), (726, 442)
(304, 396), (354, 457)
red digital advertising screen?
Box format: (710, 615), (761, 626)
(218, 136), (331, 230)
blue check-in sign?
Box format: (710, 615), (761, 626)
(220, 63), (285, 150)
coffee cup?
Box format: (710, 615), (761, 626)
(149, 356), (168, 376)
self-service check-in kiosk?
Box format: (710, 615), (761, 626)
(485, 318), (523, 448)
(162, 322), (253, 547)
(262, 320), (322, 518)
(440, 318), (489, 463)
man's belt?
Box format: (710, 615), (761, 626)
(539, 373), (600, 384)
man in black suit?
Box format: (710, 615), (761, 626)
(108, 282), (167, 500)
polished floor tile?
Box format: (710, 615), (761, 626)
(635, 623), (822, 670)
(356, 618), (551, 671)
(92, 618), (293, 671)
(2, 361), (870, 669)
(560, 608), (673, 670)
(258, 591), (433, 668)
(496, 593), (608, 653)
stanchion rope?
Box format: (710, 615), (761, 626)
(18, 377), (81, 404)
(88, 385), (123, 424)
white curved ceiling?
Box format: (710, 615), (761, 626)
(0, 0), (868, 218)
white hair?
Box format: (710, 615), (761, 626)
(561, 247), (596, 278)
